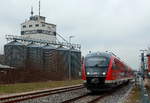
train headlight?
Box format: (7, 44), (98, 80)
(102, 72), (106, 75)
(87, 72), (90, 75)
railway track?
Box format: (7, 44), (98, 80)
(62, 92), (110, 103)
(62, 93), (108, 103)
(0, 84), (84, 103)
(62, 83), (132, 103)
(0, 83), (132, 103)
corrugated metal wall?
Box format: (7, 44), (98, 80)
(4, 41), (81, 79)
(43, 45), (57, 71)
(4, 41), (27, 68)
(71, 49), (81, 79)
(57, 47), (69, 78)
(27, 43), (43, 69)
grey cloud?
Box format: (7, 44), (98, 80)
(0, 0), (150, 69)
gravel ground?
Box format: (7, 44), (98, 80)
(123, 86), (140, 103)
(64, 84), (133, 103)
(65, 83), (133, 103)
(97, 84), (133, 103)
(73, 95), (102, 103)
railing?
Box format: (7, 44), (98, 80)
(5, 35), (81, 50)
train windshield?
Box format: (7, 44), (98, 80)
(85, 56), (109, 67)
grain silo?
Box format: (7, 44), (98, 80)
(4, 40), (27, 68)
(27, 43), (43, 69)
(57, 47), (69, 79)
(70, 48), (81, 79)
(42, 44), (56, 71)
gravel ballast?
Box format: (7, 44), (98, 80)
(97, 84), (133, 103)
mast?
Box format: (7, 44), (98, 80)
(31, 6), (33, 16)
(39, 0), (40, 16)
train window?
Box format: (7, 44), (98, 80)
(112, 61), (116, 69)
(85, 56), (109, 67)
(114, 59), (120, 69)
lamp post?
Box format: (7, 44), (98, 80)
(139, 49), (150, 103)
(140, 49), (147, 76)
(68, 36), (75, 80)
(69, 36), (74, 44)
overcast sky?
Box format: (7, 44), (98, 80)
(0, 0), (150, 70)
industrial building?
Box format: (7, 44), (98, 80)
(4, 5), (81, 80)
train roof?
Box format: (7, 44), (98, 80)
(85, 52), (112, 58)
(85, 52), (133, 70)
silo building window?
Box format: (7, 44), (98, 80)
(35, 24), (39, 27)
(29, 25), (32, 27)
(37, 30), (42, 33)
(23, 25), (26, 28)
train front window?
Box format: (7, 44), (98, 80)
(85, 57), (109, 67)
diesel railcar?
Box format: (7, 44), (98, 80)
(82, 52), (133, 91)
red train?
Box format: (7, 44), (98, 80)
(82, 52), (133, 92)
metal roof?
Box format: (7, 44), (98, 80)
(5, 41), (25, 46)
(43, 45), (56, 49)
(0, 64), (13, 69)
(57, 47), (69, 51)
(6, 35), (81, 50)
(70, 48), (80, 52)
(27, 43), (42, 48)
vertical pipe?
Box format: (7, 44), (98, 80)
(68, 37), (71, 80)
(69, 47), (71, 80)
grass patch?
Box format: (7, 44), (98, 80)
(0, 80), (83, 95)
(124, 86), (140, 103)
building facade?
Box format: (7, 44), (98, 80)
(21, 14), (56, 42)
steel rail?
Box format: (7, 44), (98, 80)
(62, 94), (108, 103)
(62, 94), (89, 103)
(88, 95), (108, 103)
(0, 84), (84, 103)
